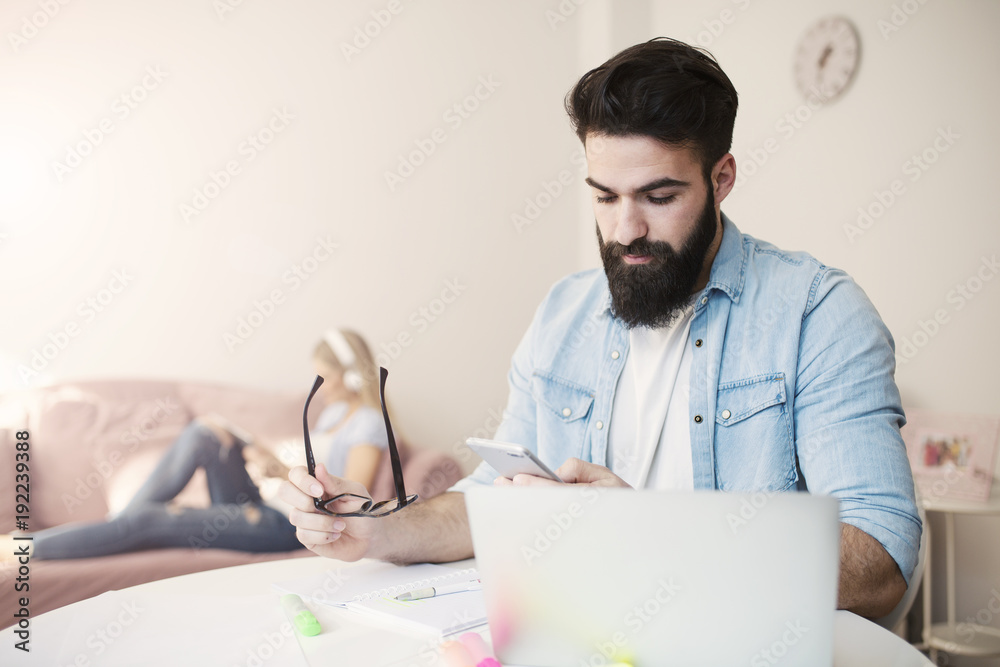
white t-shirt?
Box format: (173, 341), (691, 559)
(261, 401), (389, 513)
(607, 305), (695, 490)
(312, 402), (390, 476)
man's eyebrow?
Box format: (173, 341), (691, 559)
(584, 176), (691, 193)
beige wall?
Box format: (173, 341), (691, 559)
(0, 0), (587, 465)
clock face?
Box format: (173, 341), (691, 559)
(794, 16), (861, 103)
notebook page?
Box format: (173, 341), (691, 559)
(272, 560), (469, 606)
(349, 588), (488, 637)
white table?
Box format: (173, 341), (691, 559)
(1, 556), (933, 666)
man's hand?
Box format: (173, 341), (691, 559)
(279, 463), (383, 561)
(494, 457), (632, 488)
(280, 464), (475, 564)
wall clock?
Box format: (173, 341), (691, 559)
(793, 16), (861, 103)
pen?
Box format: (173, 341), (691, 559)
(280, 593), (322, 637)
(395, 579), (482, 601)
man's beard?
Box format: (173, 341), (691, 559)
(598, 191), (718, 329)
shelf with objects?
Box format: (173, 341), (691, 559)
(900, 409), (1000, 662)
(918, 483), (1000, 662)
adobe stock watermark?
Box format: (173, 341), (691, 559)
(750, 620), (810, 666)
(186, 493), (252, 549)
(877, 0), (933, 40)
(732, 85), (837, 191)
(213, 0), (247, 21)
(384, 76), (501, 192)
(582, 575), (682, 666)
(746, 285), (797, 341)
(340, 0), (413, 63)
(521, 486), (604, 565)
(896, 253), (998, 364)
(726, 490), (778, 534)
(511, 145), (588, 234)
(843, 126), (959, 243)
(66, 599), (145, 665)
(544, 0), (587, 31)
(7, 0), (72, 53)
(419, 404), (507, 492)
(51, 66), (169, 182)
(450, 405), (504, 467)
(374, 277), (468, 368)
(18, 268), (135, 385)
(179, 107), (295, 224)
(235, 620), (297, 667)
(689, 0), (753, 49)
(919, 463), (976, 506)
(956, 588), (1000, 646)
(62, 396), (181, 513)
(512, 136), (615, 234)
(224, 235), (339, 352)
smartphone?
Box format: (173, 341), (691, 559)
(465, 438), (563, 483)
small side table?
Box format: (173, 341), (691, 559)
(920, 481), (1000, 662)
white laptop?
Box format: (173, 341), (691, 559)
(465, 486), (839, 666)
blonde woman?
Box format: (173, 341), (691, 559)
(20, 329), (390, 559)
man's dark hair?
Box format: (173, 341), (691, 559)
(566, 37), (738, 176)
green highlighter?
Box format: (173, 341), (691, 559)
(280, 594), (323, 637)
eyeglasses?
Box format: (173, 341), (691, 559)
(302, 366), (417, 517)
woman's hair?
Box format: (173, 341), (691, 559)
(313, 328), (381, 410)
(565, 37), (739, 177)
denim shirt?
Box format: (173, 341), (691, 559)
(453, 214), (922, 583)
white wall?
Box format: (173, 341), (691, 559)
(635, 1), (997, 661)
(0, 0), (587, 465)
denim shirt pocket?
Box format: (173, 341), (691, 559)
(714, 373), (797, 492)
(530, 371), (595, 465)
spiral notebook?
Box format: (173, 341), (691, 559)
(273, 561), (487, 637)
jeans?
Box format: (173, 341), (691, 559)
(31, 422), (300, 559)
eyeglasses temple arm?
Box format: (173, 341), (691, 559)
(379, 367), (409, 505)
(303, 375), (324, 477)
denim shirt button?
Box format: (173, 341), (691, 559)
(595, 421), (604, 430)
(694, 415), (703, 423)
(562, 407), (572, 417)
(611, 350), (620, 360)
(695, 339), (703, 347)
(700, 296), (708, 305)
(721, 409), (731, 419)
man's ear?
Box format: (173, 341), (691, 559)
(711, 153), (737, 205)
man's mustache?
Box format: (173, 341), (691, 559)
(601, 237), (677, 262)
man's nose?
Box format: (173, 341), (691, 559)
(615, 198), (648, 247)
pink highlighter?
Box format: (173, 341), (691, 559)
(440, 641), (474, 667)
(459, 632), (502, 667)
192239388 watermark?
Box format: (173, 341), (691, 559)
(11, 430), (33, 653)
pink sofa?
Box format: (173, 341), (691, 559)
(0, 379), (463, 629)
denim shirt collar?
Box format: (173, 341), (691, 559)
(593, 212), (747, 320)
(702, 212), (747, 305)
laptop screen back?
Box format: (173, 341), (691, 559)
(465, 486), (839, 667)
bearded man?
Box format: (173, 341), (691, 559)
(282, 37), (921, 620)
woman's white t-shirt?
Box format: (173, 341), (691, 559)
(260, 401), (389, 514)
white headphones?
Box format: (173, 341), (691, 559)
(323, 329), (364, 393)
